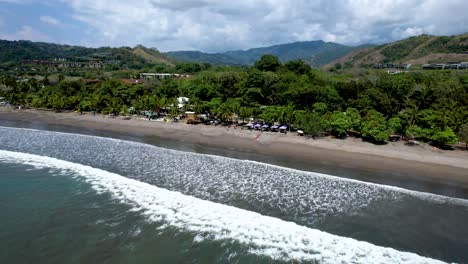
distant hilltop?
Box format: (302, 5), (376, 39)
(2, 33), (467, 71)
(0, 40), (175, 70)
(165, 41), (371, 67)
(0, 38), (372, 69)
(327, 33), (468, 69)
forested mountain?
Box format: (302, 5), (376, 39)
(166, 41), (368, 67)
(0, 40), (175, 68)
(329, 33), (468, 68)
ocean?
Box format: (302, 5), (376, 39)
(1, 125), (467, 263)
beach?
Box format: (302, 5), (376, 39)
(1, 107), (467, 190)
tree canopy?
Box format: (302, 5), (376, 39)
(1, 54), (467, 147)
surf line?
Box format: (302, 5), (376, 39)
(0, 150), (447, 264)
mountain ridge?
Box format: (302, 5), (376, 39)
(327, 33), (468, 68)
(165, 40), (369, 67)
(3, 33), (466, 70)
(0, 40), (175, 68)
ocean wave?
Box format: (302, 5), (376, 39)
(0, 126), (396, 224)
(0, 150), (447, 263)
(0, 126), (468, 205)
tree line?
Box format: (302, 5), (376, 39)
(1, 54), (468, 147)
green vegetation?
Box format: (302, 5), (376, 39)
(459, 124), (468, 149)
(166, 40), (363, 67)
(1, 54), (468, 148)
(361, 110), (390, 143)
(422, 35), (468, 54)
(0, 40), (175, 70)
(380, 35), (433, 62)
(334, 33), (468, 67)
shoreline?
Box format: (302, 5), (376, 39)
(1, 108), (468, 190)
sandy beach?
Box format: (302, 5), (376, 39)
(1, 107), (468, 189)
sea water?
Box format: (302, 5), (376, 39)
(0, 126), (467, 263)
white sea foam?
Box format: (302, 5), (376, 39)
(1, 124), (467, 232)
(0, 125), (466, 207)
(0, 150), (448, 263)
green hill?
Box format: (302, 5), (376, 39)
(166, 41), (368, 67)
(328, 33), (468, 68)
(0, 40), (175, 68)
(132, 45), (175, 65)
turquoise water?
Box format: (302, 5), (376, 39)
(1, 126), (468, 263)
(0, 162), (273, 264)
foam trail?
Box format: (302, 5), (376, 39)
(0, 125), (466, 207)
(0, 150), (447, 263)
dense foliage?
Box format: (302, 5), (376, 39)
(1, 54), (468, 147)
(0, 40), (174, 70)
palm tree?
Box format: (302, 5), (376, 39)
(226, 98), (241, 120)
(404, 106), (421, 126)
(157, 97), (166, 115)
(181, 102), (191, 118)
(216, 103), (233, 122)
(277, 107), (287, 124)
(165, 98), (179, 120)
(239, 107), (252, 123)
(284, 103), (295, 131)
(413, 85), (434, 109)
(192, 99), (206, 115)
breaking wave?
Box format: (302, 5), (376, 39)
(0, 125), (466, 230)
(0, 150), (446, 263)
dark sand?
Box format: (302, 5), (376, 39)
(1, 108), (468, 193)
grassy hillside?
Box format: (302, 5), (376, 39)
(166, 41), (367, 67)
(328, 33), (468, 68)
(132, 45), (175, 66)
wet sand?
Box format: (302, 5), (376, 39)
(1, 108), (468, 190)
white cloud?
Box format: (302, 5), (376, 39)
(40, 15), (60, 25)
(0, 0), (27, 3)
(8, 0), (467, 51)
(0, 25), (50, 42)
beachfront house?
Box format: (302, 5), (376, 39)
(185, 111), (201, 124)
(177, 97), (189, 109)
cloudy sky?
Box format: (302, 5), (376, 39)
(0, 0), (467, 52)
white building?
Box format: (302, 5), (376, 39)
(177, 97), (189, 109)
(140, 73), (191, 79)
